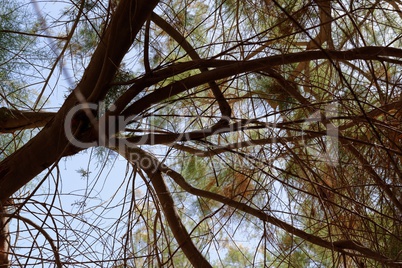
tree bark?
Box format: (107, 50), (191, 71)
(0, 200), (10, 268)
(0, 0), (160, 201)
(117, 146), (213, 268)
(0, 108), (55, 133)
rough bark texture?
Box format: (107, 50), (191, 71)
(0, 0), (160, 201)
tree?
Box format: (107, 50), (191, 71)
(0, 1), (55, 266)
(1, 0), (402, 267)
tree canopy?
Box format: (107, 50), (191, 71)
(1, 0), (402, 267)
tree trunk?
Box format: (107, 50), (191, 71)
(0, 200), (10, 268)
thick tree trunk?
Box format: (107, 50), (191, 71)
(0, 0), (160, 201)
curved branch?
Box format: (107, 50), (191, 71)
(117, 146), (212, 268)
(121, 46), (402, 119)
(151, 12), (232, 120)
(4, 213), (62, 268)
(153, 156), (395, 265)
(0, 0), (160, 201)
(117, 144), (396, 264)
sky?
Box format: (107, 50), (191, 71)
(6, 1), (267, 266)
(6, 1), (144, 266)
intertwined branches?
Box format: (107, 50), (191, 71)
(1, 0), (402, 267)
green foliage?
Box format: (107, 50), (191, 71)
(0, 0), (42, 150)
(3, 0), (402, 267)
(0, 1), (34, 107)
(62, 0), (106, 59)
(219, 244), (254, 267)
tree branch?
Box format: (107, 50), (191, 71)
(0, 0), (160, 201)
(0, 108), (55, 133)
(117, 146), (212, 268)
(121, 46), (402, 119)
(151, 12), (232, 120)
(153, 156), (395, 265)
